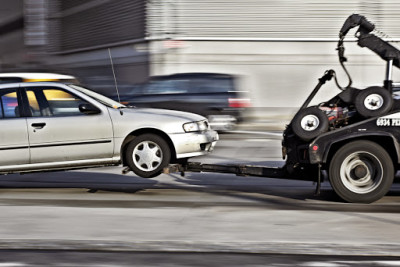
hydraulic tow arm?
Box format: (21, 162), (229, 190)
(338, 14), (400, 92)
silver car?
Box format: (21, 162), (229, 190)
(0, 82), (218, 178)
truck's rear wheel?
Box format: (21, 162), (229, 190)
(291, 107), (329, 141)
(355, 86), (393, 118)
(329, 140), (394, 203)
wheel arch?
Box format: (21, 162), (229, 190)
(120, 128), (177, 167)
(324, 135), (400, 169)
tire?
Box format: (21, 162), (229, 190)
(126, 134), (171, 178)
(329, 140), (394, 203)
(355, 86), (393, 118)
(291, 107), (329, 141)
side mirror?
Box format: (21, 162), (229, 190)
(79, 103), (101, 115)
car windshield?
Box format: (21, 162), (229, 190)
(68, 84), (125, 108)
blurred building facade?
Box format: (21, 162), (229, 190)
(1, 0), (400, 114)
(147, 0), (400, 115)
(0, 0), (149, 95)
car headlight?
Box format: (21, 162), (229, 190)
(183, 120), (209, 132)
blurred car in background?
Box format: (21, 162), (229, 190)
(0, 73), (78, 84)
(119, 73), (250, 131)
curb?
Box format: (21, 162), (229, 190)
(1, 240), (399, 256)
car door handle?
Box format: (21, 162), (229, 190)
(31, 123), (46, 129)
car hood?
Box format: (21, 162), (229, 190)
(108, 107), (209, 137)
(121, 107), (205, 122)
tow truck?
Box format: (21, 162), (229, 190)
(164, 14), (400, 203)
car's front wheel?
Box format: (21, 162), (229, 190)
(126, 134), (171, 178)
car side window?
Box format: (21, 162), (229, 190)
(26, 91), (42, 116)
(0, 89), (19, 118)
(26, 88), (89, 117)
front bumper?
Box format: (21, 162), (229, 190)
(170, 130), (219, 159)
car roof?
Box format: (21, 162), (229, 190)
(0, 72), (75, 80)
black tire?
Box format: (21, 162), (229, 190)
(355, 86), (393, 118)
(329, 140), (394, 203)
(291, 107), (329, 141)
(126, 134), (171, 178)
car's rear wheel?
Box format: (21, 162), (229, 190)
(126, 134), (171, 178)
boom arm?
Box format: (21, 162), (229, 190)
(339, 14), (375, 38)
(338, 14), (400, 68)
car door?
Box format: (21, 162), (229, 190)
(0, 87), (30, 166)
(24, 86), (114, 164)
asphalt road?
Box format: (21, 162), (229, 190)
(2, 130), (398, 207)
(0, 250), (399, 267)
(0, 131), (399, 266)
